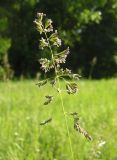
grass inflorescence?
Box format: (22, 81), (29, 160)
(34, 12), (92, 159)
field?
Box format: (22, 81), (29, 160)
(0, 79), (117, 160)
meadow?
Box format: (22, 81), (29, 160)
(0, 79), (117, 160)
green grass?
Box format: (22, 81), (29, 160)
(0, 79), (117, 160)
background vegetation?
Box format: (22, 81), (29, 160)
(0, 79), (117, 160)
(0, 0), (117, 79)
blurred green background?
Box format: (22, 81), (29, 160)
(0, 79), (117, 160)
(0, 0), (117, 80)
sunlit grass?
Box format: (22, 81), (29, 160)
(0, 79), (117, 160)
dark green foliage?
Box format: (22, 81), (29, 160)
(0, 0), (117, 78)
(76, 1), (117, 78)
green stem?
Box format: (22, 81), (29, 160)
(57, 78), (75, 160)
(44, 30), (75, 160)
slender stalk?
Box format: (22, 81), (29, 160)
(57, 79), (75, 160)
(44, 30), (75, 160)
